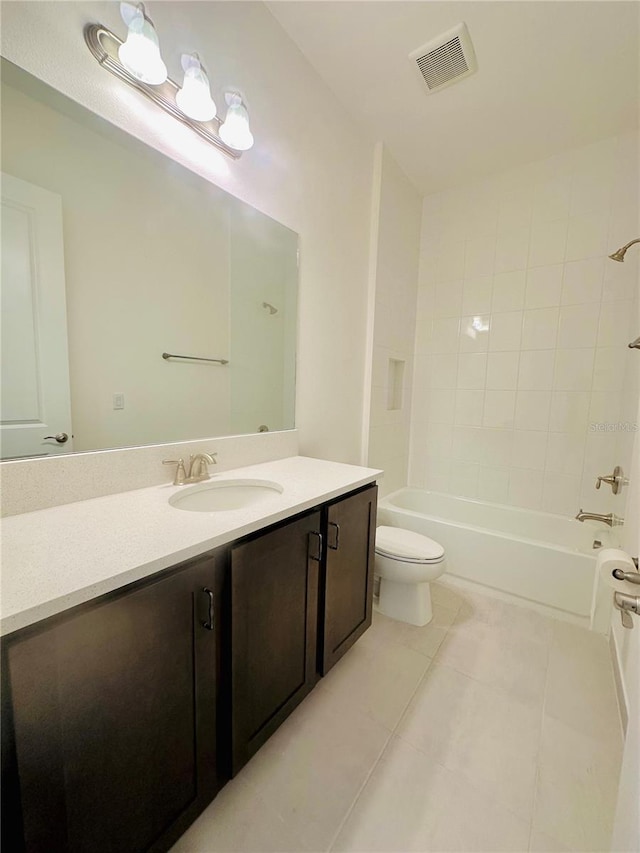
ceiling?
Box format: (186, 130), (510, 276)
(267, 1), (640, 195)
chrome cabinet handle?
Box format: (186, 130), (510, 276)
(308, 531), (323, 562)
(44, 432), (68, 443)
(202, 588), (215, 630)
(328, 522), (340, 551)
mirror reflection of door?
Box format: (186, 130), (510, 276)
(1, 172), (73, 459)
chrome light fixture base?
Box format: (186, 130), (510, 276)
(84, 23), (241, 160)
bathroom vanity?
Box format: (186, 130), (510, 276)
(0, 456), (378, 853)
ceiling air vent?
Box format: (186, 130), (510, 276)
(410, 22), (478, 95)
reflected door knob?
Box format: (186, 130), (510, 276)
(44, 432), (69, 444)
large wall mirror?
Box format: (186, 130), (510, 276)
(0, 59), (298, 460)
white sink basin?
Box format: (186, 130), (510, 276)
(169, 479), (284, 512)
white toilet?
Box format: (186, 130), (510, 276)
(374, 526), (446, 626)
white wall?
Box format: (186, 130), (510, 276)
(367, 146), (421, 495)
(0, 1), (374, 465)
(411, 132), (639, 515)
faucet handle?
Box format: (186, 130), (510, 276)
(163, 458), (187, 485)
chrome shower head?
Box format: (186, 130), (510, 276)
(609, 238), (640, 263)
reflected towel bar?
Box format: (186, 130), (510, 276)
(162, 352), (229, 365)
(629, 337), (640, 350)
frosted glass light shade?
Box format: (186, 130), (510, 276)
(118, 2), (167, 85)
(219, 94), (254, 151)
(176, 54), (217, 122)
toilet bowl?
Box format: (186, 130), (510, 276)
(374, 526), (446, 626)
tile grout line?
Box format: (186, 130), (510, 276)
(324, 606), (458, 853)
(527, 622), (554, 851)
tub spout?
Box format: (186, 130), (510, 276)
(575, 509), (624, 527)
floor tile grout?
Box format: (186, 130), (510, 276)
(326, 630), (443, 852)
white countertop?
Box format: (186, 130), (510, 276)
(1, 456), (381, 636)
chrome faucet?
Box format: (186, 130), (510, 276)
(575, 509), (624, 527)
(163, 452), (217, 485)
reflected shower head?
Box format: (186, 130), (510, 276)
(609, 238), (640, 262)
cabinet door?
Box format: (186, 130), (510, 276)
(231, 511), (321, 775)
(320, 485), (377, 675)
(2, 552), (222, 853)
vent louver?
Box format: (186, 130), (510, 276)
(410, 23), (478, 95)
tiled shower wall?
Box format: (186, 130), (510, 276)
(410, 132), (639, 515)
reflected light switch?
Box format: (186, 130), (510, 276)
(113, 393), (125, 410)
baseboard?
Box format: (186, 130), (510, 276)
(609, 629), (629, 736)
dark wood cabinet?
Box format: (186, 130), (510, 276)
(230, 510), (321, 775)
(2, 482), (378, 851)
(1, 551), (224, 853)
(320, 485), (377, 675)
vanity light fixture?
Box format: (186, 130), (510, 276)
(176, 53), (217, 122)
(84, 3), (253, 159)
(118, 2), (167, 85)
(219, 92), (254, 151)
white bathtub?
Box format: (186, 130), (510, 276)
(377, 489), (616, 625)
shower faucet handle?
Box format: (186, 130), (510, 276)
(595, 466), (627, 494)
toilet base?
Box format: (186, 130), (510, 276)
(377, 578), (433, 626)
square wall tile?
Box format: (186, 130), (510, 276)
(465, 236), (496, 277)
(425, 423), (454, 457)
(459, 315), (491, 352)
(557, 303), (600, 349)
(483, 390), (516, 428)
(489, 312), (523, 351)
(565, 212), (609, 261)
(481, 429), (514, 467)
(478, 467), (510, 503)
(434, 279), (463, 318)
(593, 348), (626, 392)
(492, 270), (526, 312)
(518, 350), (556, 390)
(431, 317), (460, 353)
(455, 390), (485, 426)
(457, 353), (487, 389)
(549, 391), (591, 432)
(561, 258), (604, 305)
(452, 427), (485, 463)
(546, 432), (586, 476)
(588, 391), (622, 426)
(522, 308), (559, 350)
(515, 391), (552, 431)
(495, 227), (530, 273)
(436, 241), (465, 282)
(554, 349), (595, 391)
(450, 460), (480, 497)
(598, 301), (634, 348)
(525, 265), (564, 309)
(508, 467), (543, 509)
(602, 256), (639, 302)
(529, 219), (568, 267)
(426, 390), (456, 424)
(486, 351), (520, 390)
(430, 353), (458, 389)
(425, 455), (451, 492)
(462, 277), (493, 315)
(512, 430), (548, 470)
(541, 473), (581, 516)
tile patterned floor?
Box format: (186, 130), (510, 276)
(172, 582), (624, 853)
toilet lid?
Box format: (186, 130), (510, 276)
(375, 526), (444, 562)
